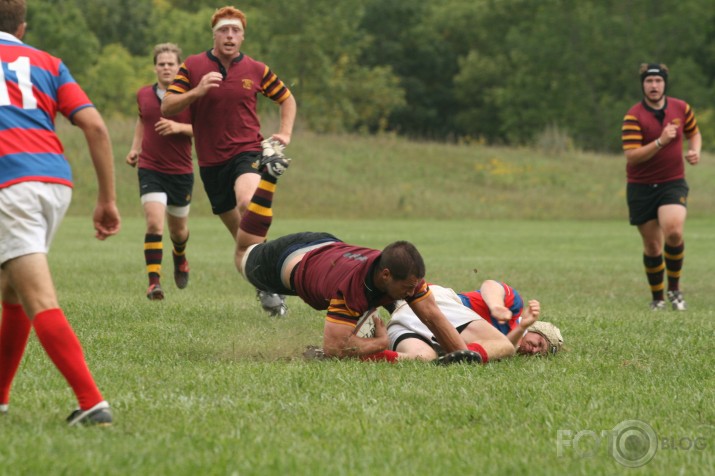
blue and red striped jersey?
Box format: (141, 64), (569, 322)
(0, 33), (93, 189)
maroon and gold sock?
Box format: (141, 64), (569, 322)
(0, 303), (32, 405)
(172, 234), (189, 267)
(144, 233), (162, 285)
(643, 254), (665, 301)
(32, 308), (103, 410)
(664, 242), (684, 292)
(239, 174), (278, 238)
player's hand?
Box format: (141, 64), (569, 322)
(660, 122), (679, 145)
(155, 118), (180, 136)
(519, 300), (541, 329)
(93, 202), (121, 240)
(196, 72), (222, 96)
(373, 315), (387, 338)
(491, 305), (513, 323)
(270, 133), (291, 146)
(125, 150), (139, 167)
(685, 149), (700, 165)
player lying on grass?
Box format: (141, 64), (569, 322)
(233, 145), (481, 364)
(386, 280), (563, 363)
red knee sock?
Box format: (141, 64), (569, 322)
(360, 350), (399, 363)
(0, 303), (32, 405)
(467, 342), (489, 363)
(32, 308), (103, 410)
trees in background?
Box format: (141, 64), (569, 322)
(24, 0), (715, 152)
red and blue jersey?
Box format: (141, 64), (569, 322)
(458, 282), (523, 335)
(0, 33), (93, 189)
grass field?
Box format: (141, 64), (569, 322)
(0, 215), (713, 476)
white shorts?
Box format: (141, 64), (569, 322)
(387, 285), (483, 348)
(0, 182), (71, 265)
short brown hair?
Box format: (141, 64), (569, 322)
(378, 241), (426, 280)
(0, 0), (26, 35)
(211, 6), (247, 30)
(153, 43), (182, 65)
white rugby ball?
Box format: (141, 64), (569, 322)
(354, 309), (380, 338)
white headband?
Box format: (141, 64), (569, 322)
(212, 18), (244, 32)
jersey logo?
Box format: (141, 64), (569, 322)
(342, 252), (368, 262)
(671, 118), (682, 126)
(242, 79), (253, 90)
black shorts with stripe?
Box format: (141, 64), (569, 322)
(627, 178), (688, 225)
(244, 232), (341, 295)
(199, 151), (261, 215)
(138, 168), (194, 207)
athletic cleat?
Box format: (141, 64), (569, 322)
(667, 290), (687, 311)
(260, 138), (291, 178)
(0, 404), (8, 415)
(649, 300), (666, 311)
(67, 400), (113, 427)
(257, 290), (288, 317)
(174, 259), (190, 289)
(146, 283), (164, 301)
(435, 349), (482, 365)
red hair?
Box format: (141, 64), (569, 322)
(211, 6), (247, 30)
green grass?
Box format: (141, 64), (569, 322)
(0, 216), (713, 475)
(58, 117), (715, 221)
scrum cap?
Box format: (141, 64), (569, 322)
(529, 321), (564, 355)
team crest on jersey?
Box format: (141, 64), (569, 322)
(242, 79), (253, 90)
(672, 118), (682, 126)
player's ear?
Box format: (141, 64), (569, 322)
(15, 22), (26, 40)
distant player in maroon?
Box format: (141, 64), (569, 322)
(126, 43), (193, 301)
(621, 63), (701, 311)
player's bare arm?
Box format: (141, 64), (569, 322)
(625, 121), (679, 166)
(323, 317), (389, 358)
(480, 279), (512, 323)
(408, 294), (467, 353)
(161, 72), (222, 116)
(272, 95), (297, 146)
(72, 107), (121, 239)
(155, 118), (194, 137)
(685, 131), (702, 165)
(125, 117), (143, 167)
(505, 299), (540, 348)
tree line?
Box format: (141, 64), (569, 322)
(26, 0), (715, 152)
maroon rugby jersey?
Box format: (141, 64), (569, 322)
(167, 50), (291, 167)
(293, 243), (430, 327)
(621, 98), (699, 184)
(136, 84), (193, 174)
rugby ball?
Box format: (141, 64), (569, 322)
(354, 309), (380, 338)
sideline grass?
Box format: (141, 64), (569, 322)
(0, 217), (713, 475)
